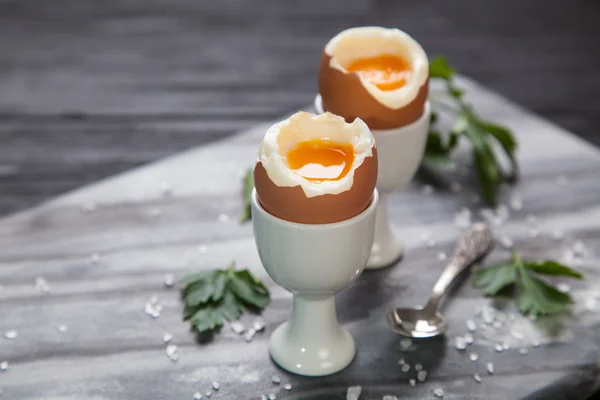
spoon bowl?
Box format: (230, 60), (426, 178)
(387, 307), (447, 339)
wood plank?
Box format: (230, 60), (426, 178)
(1, 0), (600, 218)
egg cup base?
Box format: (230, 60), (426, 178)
(268, 296), (356, 376)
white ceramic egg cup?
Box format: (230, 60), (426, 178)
(251, 189), (378, 376)
(314, 95), (430, 269)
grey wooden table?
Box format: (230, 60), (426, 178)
(1, 0), (599, 217)
(1, 77), (599, 399)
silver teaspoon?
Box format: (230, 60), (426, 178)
(387, 223), (494, 338)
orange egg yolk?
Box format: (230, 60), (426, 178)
(286, 139), (355, 182)
(347, 54), (412, 91)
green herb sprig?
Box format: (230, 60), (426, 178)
(474, 251), (583, 316)
(181, 262), (269, 334)
(426, 57), (519, 206)
(240, 169), (254, 223)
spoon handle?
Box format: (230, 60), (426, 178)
(427, 223), (494, 309)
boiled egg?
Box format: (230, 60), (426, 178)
(254, 111), (377, 224)
(319, 26), (429, 129)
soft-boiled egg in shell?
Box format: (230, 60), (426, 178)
(254, 111), (377, 224)
(319, 26), (429, 130)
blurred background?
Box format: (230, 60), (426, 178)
(1, 0), (599, 216)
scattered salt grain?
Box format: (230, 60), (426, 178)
(166, 344), (178, 362)
(454, 207), (472, 229)
(4, 331), (17, 340)
(244, 328), (256, 342)
(486, 362), (495, 374)
(557, 283), (571, 293)
(193, 392), (202, 400)
(81, 201), (97, 213)
(511, 329), (524, 340)
(464, 333), (474, 345)
(509, 192), (523, 211)
(212, 382), (219, 390)
(267, 394), (276, 400)
(346, 386), (362, 400)
(401, 364), (410, 372)
(283, 383), (292, 391)
(466, 320), (477, 332)
(473, 373), (482, 383)
(469, 352), (479, 362)
(495, 343), (503, 352)
(434, 388), (444, 398)
(383, 396), (398, 400)
(586, 298), (597, 311)
(218, 214), (230, 223)
(455, 337), (467, 351)
(400, 339), (413, 350)
(502, 342), (510, 350)
(253, 317), (266, 332)
(230, 321), (245, 335)
(272, 375), (280, 385)
(58, 325), (68, 333)
(0, 361), (8, 371)
(164, 274), (174, 288)
(437, 252), (447, 261)
(205, 390), (212, 398)
(414, 363), (423, 371)
(409, 378), (416, 387)
(163, 332), (173, 344)
(418, 370), (428, 382)
(482, 308), (495, 324)
(34, 276), (51, 293)
(398, 359), (405, 365)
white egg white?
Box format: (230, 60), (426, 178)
(258, 111), (375, 198)
(325, 26), (429, 110)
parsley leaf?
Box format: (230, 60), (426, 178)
(189, 291), (242, 333)
(473, 251), (582, 316)
(429, 57), (455, 80)
(425, 56), (519, 206)
(524, 260), (583, 279)
(473, 261), (517, 295)
(181, 262), (270, 334)
(240, 168), (254, 223)
(517, 267), (572, 315)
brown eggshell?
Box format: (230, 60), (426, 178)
(254, 147), (378, 224)
(319, 52), (429, 130)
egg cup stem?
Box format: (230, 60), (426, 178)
(366, 192), (404, 269)
(269, 295), (355, 376)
